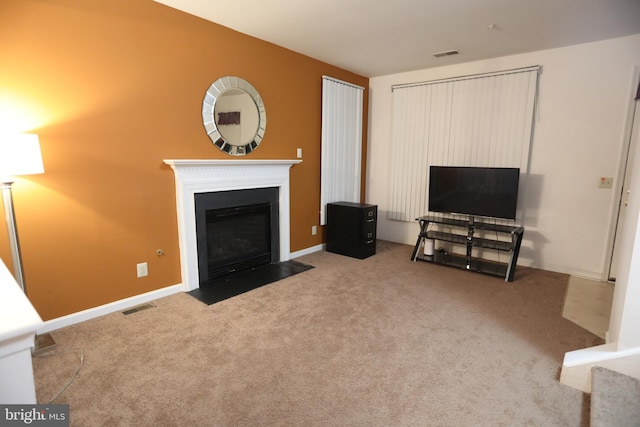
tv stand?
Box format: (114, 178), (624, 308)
(410, 215), (524, 282)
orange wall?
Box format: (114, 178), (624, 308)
(0, 0), (369, 320)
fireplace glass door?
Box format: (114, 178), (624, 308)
(205, 203), (271, 280)
(195, 187), (280, 285)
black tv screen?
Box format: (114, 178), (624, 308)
(428, 166), (520, 220)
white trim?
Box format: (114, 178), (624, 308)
(38, 284), (183, 334)
(164, 159), (301, 292)
(0, 259), (42, 404)
(605, 66), (640, 281)
(37, 242), (322, 334)
(560, 342), (640, 392)
(517, 260), (605, 281)
(290, 244), (324, 258)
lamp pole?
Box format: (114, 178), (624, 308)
(1, 180), (26, 293)
(0, 133), (55, 352)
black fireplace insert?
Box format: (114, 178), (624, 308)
(195, 188), (280, 284)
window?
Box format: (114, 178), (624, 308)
(389, 66), (539, 221)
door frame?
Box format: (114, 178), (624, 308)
(606, 67), (640, 282)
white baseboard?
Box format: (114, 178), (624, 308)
(39, 245), (325, 334)
(38, 284), (184, 334)
(290, 244), (324, 258)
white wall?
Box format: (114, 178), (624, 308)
(367, 34), (640, 279)
(561, 105), (640, 390)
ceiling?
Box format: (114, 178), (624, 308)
(154, 0), (640, 77)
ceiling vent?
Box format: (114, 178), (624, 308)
(432, 49), (460, 58)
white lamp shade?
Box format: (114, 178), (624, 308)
(0, 134), (44, 181)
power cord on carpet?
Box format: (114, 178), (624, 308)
(33, 347), (85, 404)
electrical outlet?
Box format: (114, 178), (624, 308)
(297, 148), (303, 158)
(136, 262), (148, 278)
(312, 225), (317, 235)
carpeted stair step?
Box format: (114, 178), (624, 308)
(590, 366), (640, 427)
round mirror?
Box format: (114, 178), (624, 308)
(202, 76), (267, 156)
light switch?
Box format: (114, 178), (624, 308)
(599, 177), (613, 189)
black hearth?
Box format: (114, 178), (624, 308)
(190, 187), (314, 305)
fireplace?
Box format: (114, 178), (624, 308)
(164, 159), (301, 292)
(195, 187), (279, 284)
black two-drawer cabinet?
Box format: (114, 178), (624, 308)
(326, 202), (377, 259)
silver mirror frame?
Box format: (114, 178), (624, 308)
(202, 76), (267, 156)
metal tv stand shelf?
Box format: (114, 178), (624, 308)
(410, 215), (524, 282)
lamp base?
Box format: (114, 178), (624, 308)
(33, 333), (56, 355)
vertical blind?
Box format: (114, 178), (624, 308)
(320, 76), (364, 225)
(389, 66), (540, 221)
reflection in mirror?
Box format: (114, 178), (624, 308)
(202, 77), (266, 156)
(214, 89), (259, 146)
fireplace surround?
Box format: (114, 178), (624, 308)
(164, 159), (301, 291)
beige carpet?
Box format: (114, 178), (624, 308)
(33, 241), (602, 426)
(591, 367), (640, 426)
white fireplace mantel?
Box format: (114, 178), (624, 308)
(164, 159), (302, 291)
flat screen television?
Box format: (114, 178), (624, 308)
(428, 166), (520, 220)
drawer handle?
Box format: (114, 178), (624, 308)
(366, 240), (374, 244)
(367, 232), (373, 238)
(366, 219), (374, 223)
(368, 211), (374, 217)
